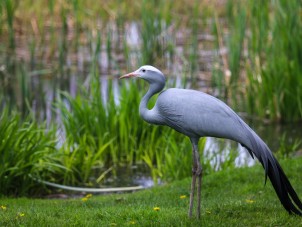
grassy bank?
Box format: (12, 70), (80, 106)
(1, 158), (302, 226)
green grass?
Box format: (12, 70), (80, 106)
(1, 158), (302, 226)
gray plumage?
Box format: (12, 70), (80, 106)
(120, 65), (302, 217)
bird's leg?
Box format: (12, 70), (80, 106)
(196, 154), (202, 219)
(188, 165), (196, 217)
(188, 138), (202, 218)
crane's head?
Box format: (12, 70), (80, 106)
(119, 65), (166, 85)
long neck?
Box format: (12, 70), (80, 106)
(139, 82), (164, 124)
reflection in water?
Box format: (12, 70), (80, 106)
(204, 137), (255, 170)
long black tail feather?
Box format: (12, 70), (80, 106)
(243, 128), (302, 216)
(269, 159), (302, 215)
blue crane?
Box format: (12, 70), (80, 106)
(120, 65), (302, 218)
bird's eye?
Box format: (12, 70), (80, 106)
(142, 69), (146, 73)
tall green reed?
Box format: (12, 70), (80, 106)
(71, 0), (81, 32)
(140, 0), (172, 65)
(225, 0), (246, 105)
(0, 1), (3, 35)
(106, 27), (113, 69)
(1, 60), (31, 118)
(243, 0), (302, 121)
(188, 0), (200, 87)
(58, 5), (69, 78)
(56, 33), (108, 185)
(3, 0), (16, 49)
(47, 0), (57, 57)
(276, 133), (301, 159)
(0, 109), (65, 196)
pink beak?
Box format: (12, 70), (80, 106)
(119, 72), (139, 79)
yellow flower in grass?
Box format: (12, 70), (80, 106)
(129, 220), (136, 224)
(85, 194), (92, 198)
(81, 193), (93, 202)
(246, 199), (255, 204)
(19, 212), (25, 217)
(0, 205), (7, 210)
(81, 197), (88, 202)
(180, 195), (187, 199)
(153, 207), (160, 211)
